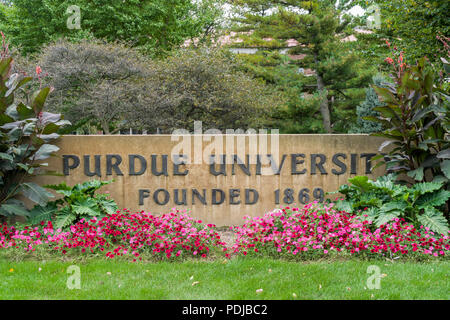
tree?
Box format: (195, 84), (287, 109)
(228, 0), (372, 133)
(356, 0), (450, 63)
(350, 75), (385, 134)
(139, 47), (280, 132)
(27, 40), (278, 133)
(31, 40), (155, 134)
(0, 0), (223, 56)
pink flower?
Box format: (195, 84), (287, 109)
(385, 57), (394, 65)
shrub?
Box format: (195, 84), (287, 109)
(34, 41), (278, 134)
(334, 174), (450, 234)
(0, 54), (69, 222)
(35, 40), (151, 134)
(350, 75), (385, 134)
(29, 180), (118, 230)
(368, 49), (449, 186)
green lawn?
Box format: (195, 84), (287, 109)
(0, 257), (448, 300)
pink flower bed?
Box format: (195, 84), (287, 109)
(1, 204), (449, 261)
(0, 209), (227, 261)
(232, 203), (450, 259)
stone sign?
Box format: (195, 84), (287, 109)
(35, 135), (386, 226)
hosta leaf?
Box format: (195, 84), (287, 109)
(362, 116), (391, 126)
(20, 182), (54, 206)
(417, 207), (449, 235)
(371, 132), (402, 141)
(416, 189), (450, 209)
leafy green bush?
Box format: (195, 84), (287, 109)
(0, 56), (69, 221)
(334, 174), (450, 235)
(368, 56), (449, 185)
(29, 180), (118, 230)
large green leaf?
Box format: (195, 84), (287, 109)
(31, 87), (50, 113)
(74, 179), (114, 194)
(411, 105), (434, 123)
(375, 211), (401, 226)
(416, 189), (450, 209)
(417, 207), (449, 235)
(354, 197), (382, 209)
(334, 200), (354, 213)
(362, 207), (379, 223)
(55, 212), (77, 230)
(29, 202), (58, 225)
(20, 182), (54, 206)
(0, 57), (13, 80)
(32, 144), (60, 161)
(72, 197), (100, 217)
(16, 102), (35, 120)
(373, 86), (399, 105)
(0, 200), (30, 217)
(0, 152), (13, 162)
(379, 201), (407, 213)
(407, 167), (424, 182)
(348, 176), (374, 192)
(97, 197), (118, 215)
(412, 182), (444, 196)
(44, 182), (72, 191)
(441, 160), (450, 179)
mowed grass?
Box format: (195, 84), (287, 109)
(0, 257), (449, 300)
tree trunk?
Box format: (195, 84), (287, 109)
(313, 53), (332, 133)
(102, 121), (110, 135)
(316, 73), (332, 133)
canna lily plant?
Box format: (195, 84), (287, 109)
(0, 52), (70, 221)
